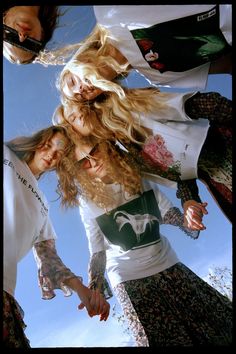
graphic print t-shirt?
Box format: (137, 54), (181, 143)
(96, 190), (161, 251)
(79, 181), (179, 288)
(130, 5), (230, 73)
(4, 145), (56, 296)
(94, 5), (231, 89)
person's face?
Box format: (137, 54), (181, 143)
(63, 72), (103, 101)
(28, 132), (67, 177)
(64, 106), (93, 136)
(75, 143), (110, 183)
(3, 6), (42, 64)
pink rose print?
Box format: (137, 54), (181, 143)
(142, 135), (174, 171)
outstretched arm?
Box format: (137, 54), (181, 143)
(33, 239), (110, 321)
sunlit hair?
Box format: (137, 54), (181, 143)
(5, 125), (73, 175)
(57, 139), (142, 210)
(56, 24), (130, 101)
(93, 87), (170, 144)
(54, 87), (169, 144)
(3, 6), (62, 65)
(52, 102), (116, 140)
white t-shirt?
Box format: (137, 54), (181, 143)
(79, 180), (179, 288)
(118, 91), (209, 186)
(3, 145), (57, 296)
(94, 5), (231, 89)
(139, 118), (209, 181)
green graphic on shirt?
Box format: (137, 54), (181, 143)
(130, 5), (231, 73)
(96, 190), (161, 251)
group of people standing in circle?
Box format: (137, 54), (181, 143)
(3, 5), (232, 348)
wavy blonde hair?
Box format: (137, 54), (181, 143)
(56, 139), (142, 210)
(54, 24), (171, 143)
(52, 102), (115, 141)
(54, 87), (169, 144)
(56, 24), (131, 102)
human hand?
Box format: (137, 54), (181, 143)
(78, 286), (110, 321)
(183, 200), (208, 230)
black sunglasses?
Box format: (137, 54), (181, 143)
(77, 144), (99, 169)
(3, 24), (43, 55)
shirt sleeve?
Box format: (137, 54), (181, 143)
(163, 206), (199, 239)
(36, 215), (57, 242)
(88, 251), (113, 300)
(33, 239), (82, 300)
(143, 180), (173, 219)
(142, 179), (199, 239)
(176, 179), (202, 206)
(79, 201), (112, 298)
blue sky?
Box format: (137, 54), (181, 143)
(3, 6), (232, 348)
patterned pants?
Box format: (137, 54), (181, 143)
(113, 263), (232, 347)
(3, 291), (31, 348)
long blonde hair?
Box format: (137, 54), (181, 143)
(57, 139), (142, 210)
(52, 101), (115, 141)
(54, 24), (171, 143)
(54, 87), (169, 144)
(56, 24), (131, 102)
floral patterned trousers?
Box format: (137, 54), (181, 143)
(3, 291), (31, 348)
(113, 263), (232, 347)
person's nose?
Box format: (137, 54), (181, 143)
(75, 82), (84, 94)
(46, 150), (54, 162)
(89, 157), (99, 168)
(18, 31), (28, 42)
(74, 81), (86, 94)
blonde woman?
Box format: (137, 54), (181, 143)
(55, 139), (232, 347)
(53, 86), (232, 223)
(3, 126), (110, 348)
(56, 5), (231, 100)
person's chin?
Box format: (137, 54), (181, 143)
(86, 90), (102, 100)
(98, 170), (108, 180)
(85, 93), (97, 100)
(83, 130), (92, 136)
(41, 161), (52, 171)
